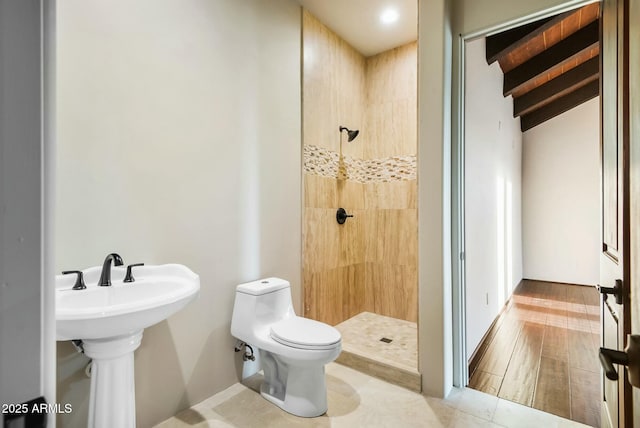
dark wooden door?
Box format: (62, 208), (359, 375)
(600, 0), (632, 426)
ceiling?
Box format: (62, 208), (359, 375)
(295, 1), (600, 131)
(296, 0), (417, 57)
(487, 3), (601, 131)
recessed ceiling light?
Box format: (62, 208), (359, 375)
(380, 8), (399, 25)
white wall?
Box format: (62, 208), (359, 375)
(522, 98), (600, 285)
(464, 38), (523, 360)
(454, 0), (594, 36)
(55, 1), (301, 427)
(0, 0), (42, 404)
(417, 0), (454, 397)
(0, 1), (55, 420)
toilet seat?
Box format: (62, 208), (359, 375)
(270, 317), (341, 350)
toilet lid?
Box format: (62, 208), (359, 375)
(270, 317), (341, 350)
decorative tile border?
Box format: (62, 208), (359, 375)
(303, 145), (416, 183)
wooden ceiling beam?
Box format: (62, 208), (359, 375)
(485, 7), (587, 66)
(503, 20), (599, 97)
(520, 79), (599, 131)
(485, 16), (555, 65)
(513, 56), (599, 117)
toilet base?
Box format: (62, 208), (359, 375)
(260, 351), (329, 417)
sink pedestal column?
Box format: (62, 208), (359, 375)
(83, 331), (143, 428)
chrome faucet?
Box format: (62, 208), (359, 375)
(98, 253), (124, 286)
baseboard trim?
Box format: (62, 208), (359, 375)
(467, 279), (523, 380)
(522, 277), (596, 287)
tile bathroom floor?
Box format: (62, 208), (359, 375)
(155, 363), (590, 428)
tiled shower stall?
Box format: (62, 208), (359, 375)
(302, 11), (419, 389)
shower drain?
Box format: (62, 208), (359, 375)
(380, 337), (393, 343)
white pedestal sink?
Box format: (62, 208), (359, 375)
(56, 264), (199, 428)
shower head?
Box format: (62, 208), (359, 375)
(339, 126), (360, 142)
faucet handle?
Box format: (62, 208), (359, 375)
(124, 263), (144, 283)
(62, 270), (86, 290)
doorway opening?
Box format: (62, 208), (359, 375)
(456, 2), (602, 426)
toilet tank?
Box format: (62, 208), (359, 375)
(231, 277), (295, 341)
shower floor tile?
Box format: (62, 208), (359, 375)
(334, 312), (421, 391)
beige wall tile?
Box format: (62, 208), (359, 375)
(304, 208), (340, 272)
(366, 263), (418, 322)
(303, 268), (316, 320)
(365, 209), (418, 266)
(302, 11), (365, 159)
(304, 208), (365, 273)
(347, 263), (369, 319)
(365, 100), (417, 159)
(304, 264), (366, 325)
(337, 209), (365, 267)
(365, 42), (417, 160)
(366, 42), (417, 103)
(365, 180), (417, 210)
(305, 174), (337, 208)
(311, 268), (343, 325)
(337, 180), (366, 210)
(303, 175), (366, 210)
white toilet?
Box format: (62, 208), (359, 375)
(230, 277), (342, 417)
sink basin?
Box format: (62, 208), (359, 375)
(56, 263), (199, 340)
(56, 262), (199, 428)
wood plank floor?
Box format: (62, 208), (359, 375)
(468, 280), (601, 427)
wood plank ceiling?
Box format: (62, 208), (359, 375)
(486, 3), (601, 131)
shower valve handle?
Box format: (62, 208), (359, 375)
(336, 208), (354, 224)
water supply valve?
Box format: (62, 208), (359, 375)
(234, 340), (255, 362)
